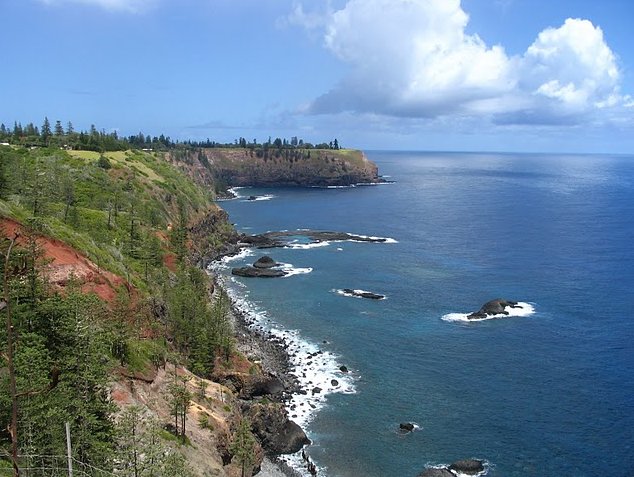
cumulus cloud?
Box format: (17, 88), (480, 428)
(291, 0), (629, 125)
(37, 0), (155, 13)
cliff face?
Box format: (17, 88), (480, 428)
(188, 148), (380, 187)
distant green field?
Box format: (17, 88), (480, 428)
(69, 149), (164, 183)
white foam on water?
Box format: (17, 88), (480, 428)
(210, 256), (356, 477)
(278, 263), (313, 277)
(277, 453), (325, 477)
(334, 288), (387, 300)
(423, 463), (490, 477)
(208, 263), (357, 431)
(218, 248), (254, 264)
(346, 233), (399, 244)
(242, 194), (276, 202)
(227, 186), (244, 198)
(285, 241), (331, 250)
(442, 302), (535, 323)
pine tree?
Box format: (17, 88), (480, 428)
(168, 369), (192, 442)
(62, 175), (75, 223)
(1, 239), (115, 475)
(230, 418), (257, 477)
(54, 120), (64, 137)
(41, 117), (51, 145)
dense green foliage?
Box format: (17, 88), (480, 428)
(0, 145), (211, 282)
(0, 144), (237, 474)
(230, 418), (257, 477)
(0, 239), (116, 474)
(166, 268), (233, 377)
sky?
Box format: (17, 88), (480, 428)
(1, 0), (633, 153)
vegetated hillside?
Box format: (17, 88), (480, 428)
(170, 147), (381, 188)
(0, 145), (273, 476)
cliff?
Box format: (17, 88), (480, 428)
(0, 144), (318, 476)
(169, 147), (381, 188)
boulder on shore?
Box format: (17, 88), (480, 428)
(232, 266), (286, 278)
(253, 256), (279, 269)
(248, 402), (310, 454)
(467, 298), (520, 320)
(239, 373), (285, 399)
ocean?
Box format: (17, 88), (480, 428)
(212, 151), (634, 477)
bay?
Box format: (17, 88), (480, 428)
(215, 151), (634, 477)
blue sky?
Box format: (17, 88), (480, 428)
(1, 0), (633, 153)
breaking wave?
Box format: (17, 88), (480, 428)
(442, 302), (535, 322)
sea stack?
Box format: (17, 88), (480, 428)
(467, 298), (521, 320)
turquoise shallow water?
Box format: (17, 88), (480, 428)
(215, 151), (634, 477)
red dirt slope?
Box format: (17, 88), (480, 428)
(1, 217), (128, 302)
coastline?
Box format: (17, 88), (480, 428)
(205, 222), (388, 476)
(210, 269), (314, 477)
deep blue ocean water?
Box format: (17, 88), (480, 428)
(215, 151), (634, 477)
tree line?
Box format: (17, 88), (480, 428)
(0, 118), (342, 153)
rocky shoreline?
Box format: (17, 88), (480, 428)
(211, 273), (315, 476)
(205, 230), (392, 476)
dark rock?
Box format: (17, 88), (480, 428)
(243, 229), (389, 250)
(342, 288), (385, 300)
(467, 298), (520, 320)
(253, 255), (279, 269)
(417, 468), (454, 477)
(248, 403), (310, 454)
(231, 266), (286, 278)
(211, 372), (246, 394)
(448, 459), (485, 475)
(311, 386), (322, 394)
(331, 379), (339, 387)
(399, 422), (415, 433)
(239, 234), (285, 249)
(339, 365), (349, 373)
(240, 373), (285, 399)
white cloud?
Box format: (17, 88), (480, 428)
(37, 0), (155, 13)
(292, 0), (629, 126)
(522, 19), (619, 108)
